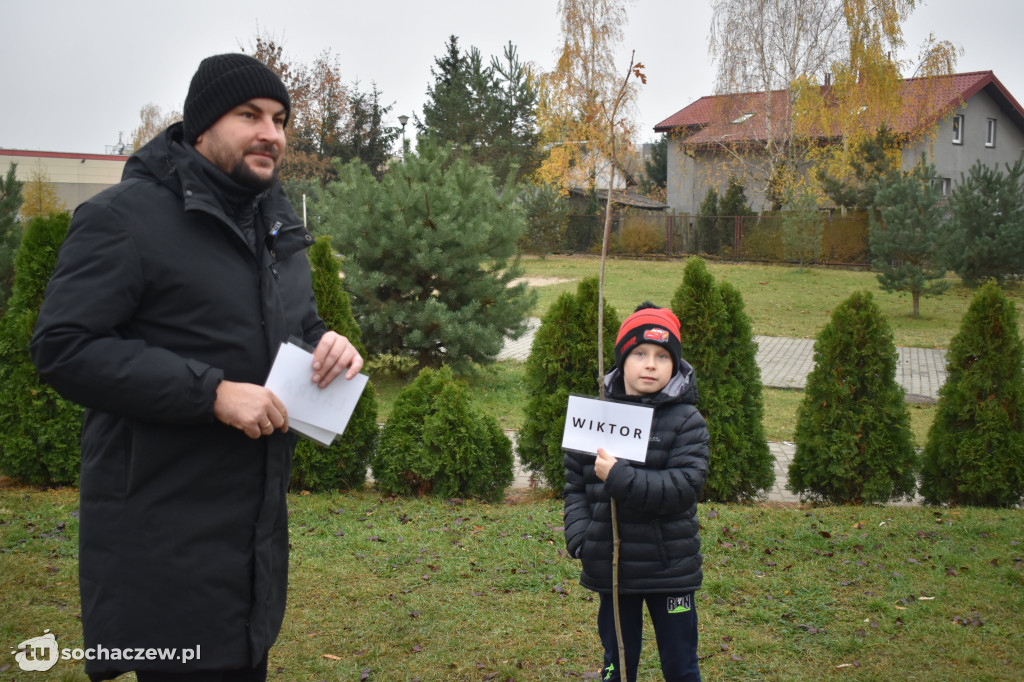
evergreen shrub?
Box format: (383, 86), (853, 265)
(517, 277), (619, 490)
(0, 213), (83, 485)
(788, 291), (917, 503)
(671, 258), (773, 501)
(289, 236), (378, 492)
(315, 141), (536, 370)
(373, 366), (512, 501)
(920, 281), (1024, 507)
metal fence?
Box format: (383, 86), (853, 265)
(551, 211), (871, 265)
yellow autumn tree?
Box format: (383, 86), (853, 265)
(796, 0), (961, 195)
(20, 166), (66, 221)
(129, 103), (182, 152)
(535, 0), (639, 196)
(709, 0), (848, 208)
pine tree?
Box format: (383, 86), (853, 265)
(315, 141), (536, 370)
(869, 157), (949, 317)
(373, 366), (512, 501)
(816, 124), (900, 213)
(671, 258), (772, 501)
(518, 277), (619, 490)
(0, 213), (83, 484)
(788, 291), (917, 504)
(943, 158), (1024, 287)
(0, 163), (24, 316)
(289, 236), (378, 491)
(920, 281), (1024, 507)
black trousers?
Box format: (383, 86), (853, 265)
(598, 592), (700, 682)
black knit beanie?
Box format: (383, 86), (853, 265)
(183, 53), (291, 144)
(614, 302), (683, 376)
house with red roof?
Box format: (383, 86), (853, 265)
(653, 71), (1024, 215)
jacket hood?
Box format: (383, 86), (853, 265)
(124, 122), (304, 251)
(604, 356), (700, 407)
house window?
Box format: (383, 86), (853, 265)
(953, 114), (964, 144)
(986, 118), (997, 147)
(941, 178), (952, 196)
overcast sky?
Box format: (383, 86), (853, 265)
(2, 0), (1021, 155)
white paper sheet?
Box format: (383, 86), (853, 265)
(561, 395), (654, 463)
(264, 342), (369, 446)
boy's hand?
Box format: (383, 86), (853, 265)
(595, 448), (617, 481)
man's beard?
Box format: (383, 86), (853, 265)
(229, 144), (282, 192)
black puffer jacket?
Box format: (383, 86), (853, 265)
(563, 360), (709, 594)
(31, 123), (326, 675)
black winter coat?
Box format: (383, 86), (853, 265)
(30, 123), (326, 675)
(563, 361), (709, 594)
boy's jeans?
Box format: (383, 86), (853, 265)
(598, 591), (700, 682)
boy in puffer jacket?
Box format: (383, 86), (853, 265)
(563, 303), (710, 682)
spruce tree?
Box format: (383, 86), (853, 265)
(697, 187), (719, 255)
(316, 141), (536, 370)
(289, 236), (378, 491)
(717, 176), (753, 253)
(782, 187), (823, 269)
(943, 158), (1024, 287)
(671, 258), (772, 501)
(373, 366), (512, 502)
(920, 281), (1024, 507)
(418, 37), (539, 184)
(0, 213), (83, 484)
(517, 277), (619, 490)
(788, 291), (917, 504)
(869, 157), (949, 317)
(1, 163), (24, 316)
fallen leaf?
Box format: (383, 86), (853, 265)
(322, 654), (341, 661)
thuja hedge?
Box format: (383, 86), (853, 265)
(920, 281), (1024, 507)
(788, 290), (917, 504)
(671, 257), (773, 501)
(289, 236), (378, 492)
(0, 212), (83, 485)
(372, 366), (513, 502)
(517, 277), (619, 491)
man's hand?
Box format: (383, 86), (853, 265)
(214, 380), (288, 439)
(311, 331), (364, 388)
(595, 448), (617, 481)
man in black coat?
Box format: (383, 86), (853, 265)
(30, 54), (363, 682)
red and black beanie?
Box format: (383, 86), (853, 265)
(614, 302), (682, 375)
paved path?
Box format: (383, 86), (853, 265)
(500, 320), (947, 503)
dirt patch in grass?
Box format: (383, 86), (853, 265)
(510, 276), (575, 287)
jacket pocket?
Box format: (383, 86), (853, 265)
(652, 519), (670, 568)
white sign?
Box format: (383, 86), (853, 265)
(264, 341), (369, 446)
(561, 395), (653, 462)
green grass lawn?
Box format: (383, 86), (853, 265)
(520, 255), (1023, 349)
(2, 487), (1021, 681)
